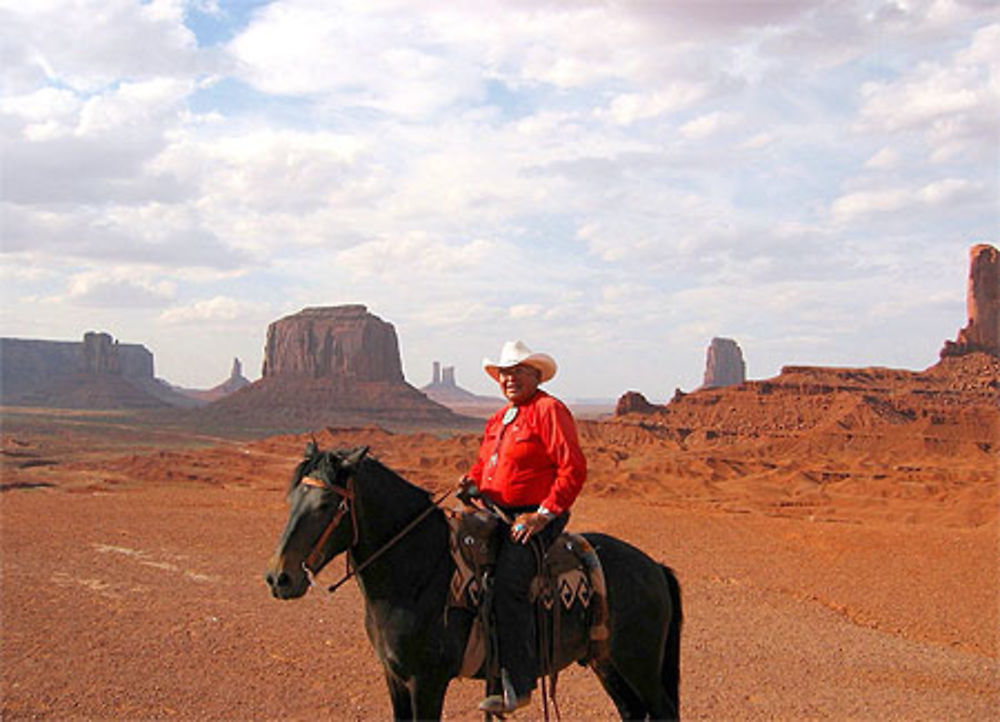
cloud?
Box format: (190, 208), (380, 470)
(855, 22), (998, 164)
(831, 188), (910, 221)
(508, 304), (543, 320)
(1, 77), (195, 206)
(226, 1), (485, 116)
(831, 177), (986, 222)
(0, 0), (208, 94)
(64, 270), (175, 308)
(334, 235), (498, 280)
(1, 202), (250, 272)
(598, 83), (710, 125)
(864, 147), (900, 169)
(223, 0), (760, 116)
(0, 1), (995, 395)
(159, 295), (269, 324)
(679, 111), (741, 139)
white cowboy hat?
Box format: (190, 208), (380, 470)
(483, 340), (557, 383)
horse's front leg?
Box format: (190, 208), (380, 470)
(384, 669), (449, 721)
(411, 674), (449, 721)
(384, 670), (413, 721)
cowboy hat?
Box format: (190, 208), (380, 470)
(483, 340), (557, 383)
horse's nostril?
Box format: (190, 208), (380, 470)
(275, 571), (290, 588)
(265, 571), (276, 588)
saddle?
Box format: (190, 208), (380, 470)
(446, 509), (611, 679)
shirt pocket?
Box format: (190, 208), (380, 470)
(507, 427), (542, 462)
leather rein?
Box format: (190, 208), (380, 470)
(299, 473), (452, 594)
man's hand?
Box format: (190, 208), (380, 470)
(510, 512), (549, 544)
(456, 476), (477, 506)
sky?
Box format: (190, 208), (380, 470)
(1, 0), (997, 402)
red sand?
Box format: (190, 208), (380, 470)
(2, 358), (998, 720)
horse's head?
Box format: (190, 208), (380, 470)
(265, 444), (369, 599)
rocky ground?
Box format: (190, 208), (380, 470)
(2, 387), (997, 720)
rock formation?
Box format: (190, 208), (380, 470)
(232, 359), (250, 385)
(179, 357), (252, 403)
(941, 244), (1000, 358)
(199, 306), (477, 432)
(615, 391), (658, 415)
(262, 305), (403, 382)
(214, 357), (251, 395)
(702, 337), (746, 388)
(421, 361), (499, 408)
(81, 331), (119, 374)
(0, 333), (183, 409)
(79, 331), (155, 378)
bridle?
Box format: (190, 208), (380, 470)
(300, 473), (357, 573)
(298, 467), (452, 594)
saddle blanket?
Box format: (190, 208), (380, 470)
(445, 510), (609, 677)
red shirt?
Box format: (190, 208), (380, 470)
(467, 390), (586, 515)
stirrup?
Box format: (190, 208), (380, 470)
(479, 669), (532, 714)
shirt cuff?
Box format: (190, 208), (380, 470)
(537, 505), (556, 519)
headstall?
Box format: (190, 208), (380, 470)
(300, 473), (358, 573)
(298, 468), (453, 595)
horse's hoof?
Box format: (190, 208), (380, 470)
(478, 692), (531, 714)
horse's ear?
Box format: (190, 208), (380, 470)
(340, 446), (369, 469)
(304, 439), (319, 459)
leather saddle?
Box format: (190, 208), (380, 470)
(446, 509), (610, 678)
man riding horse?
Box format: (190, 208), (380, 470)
(459, 340), (587, 714)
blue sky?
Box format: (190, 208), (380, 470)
(1, 0), (997, 400)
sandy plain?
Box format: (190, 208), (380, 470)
(1, 402), (997, 721)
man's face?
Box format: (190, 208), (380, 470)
(497, 363), (541, 405)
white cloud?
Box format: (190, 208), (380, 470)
(740, 132), (775, 150)
(1, 1), (995, 396)
(831, 187), (912, 222)
(918, 177), (982, 205)
(227, 1), (484, 116)
(64, 270), (176, 308)
(855, 21), (998, 164)
(0, 0), (206, 94)
(679, 111), (740, 139)
(159, 296), (267, 324)
(1, 86), (82, 140)
(832, 177), (985, 222)
(864, 147), (900, 169)
(598, 83), (709, 125)
(509, 304), (543, 320)
(77, 78), (193, 137)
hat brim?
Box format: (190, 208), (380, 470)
(483, 353), (557, 383)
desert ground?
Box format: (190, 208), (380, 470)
(2, 400), (997, 720)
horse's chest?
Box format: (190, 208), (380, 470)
(365, 603), (423, 671)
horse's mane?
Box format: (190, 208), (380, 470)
(354, 454), (435, 510)
(287, 445), (434, 513)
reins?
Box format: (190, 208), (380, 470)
(300, 470), (453, 594)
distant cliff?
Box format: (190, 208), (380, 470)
(702, 337), (747, 389)
(197, 306), (477, 432)
(420, 361), (498, 406)
(941, 244), (999, 358)
(0, 332), (194, 409)
(262, 305), (403, 382)
(176, 358), (251, 403)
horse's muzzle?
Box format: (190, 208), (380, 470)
(265, 558), (310, 599)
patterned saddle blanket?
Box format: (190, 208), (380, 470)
(445, 509), (610, 678)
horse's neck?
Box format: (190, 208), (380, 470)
(350, 461), (452, 604)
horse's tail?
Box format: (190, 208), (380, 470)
(660, 563), (683, 719)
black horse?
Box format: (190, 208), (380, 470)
(265, 445), (682, 720)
